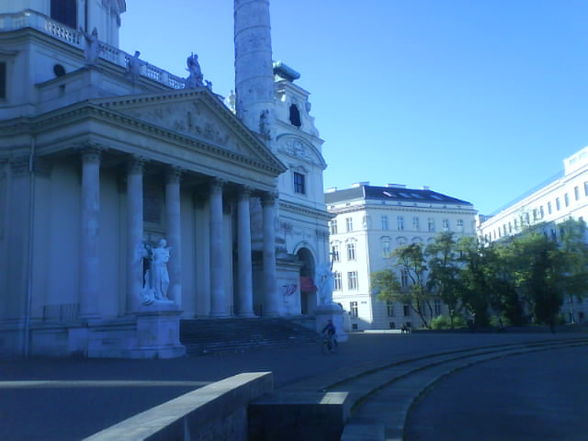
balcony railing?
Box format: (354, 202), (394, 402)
(0, 9), (187, 90)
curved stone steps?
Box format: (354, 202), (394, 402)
(333, 338), (588, 441)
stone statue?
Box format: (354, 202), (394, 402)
(151, 239), (171, 300)
(127, 50), (142, 79)
(140, 238), (171, 305)
(316, 263), (334, 306)
(81, 27), (100, 65)
(259, 109), (271, 139)
(226, 90), (236, 112)
(185, 52), (204, 88)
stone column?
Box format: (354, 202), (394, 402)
(209, 178), (227, 317)
(79, 147), (101, 320)
(126, 157), (144, 313)
(262, 191), (280, 317)
(165, 166), (182, 306)
(237, 186), (255, 317)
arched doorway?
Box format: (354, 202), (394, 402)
(297, 248), (316, 315)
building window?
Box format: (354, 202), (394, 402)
(386, 301), (395, 317)
(289, 104), (301, 127)
(346, 242), (356, 261)
(574, 186), (580, 201)
(329, 220), (338, 235)
(539, 206), (544, 218)
(51, 0), (78, 29)
(348, 271), (358, 290)
(412, 216), (420, 231)
(532, 209), (538, 221)
(442, 219), (450, 231)
(381, 215), (389, 230)
(346, 217), (353, 232)
(403, 304), (410, 317)
(428, 218), (435, 232)
(293, 172), (306, 194)
(508, 222), (512, 233)
(564, 193), (570, 207)
(0, 62), (5, 100)
(382, 238), (391, 257)
(547, 202), (552, 215)
(585, 182), (588, 197)
(333, 272), (342, 291)
(331, 244), (340, 262)
(350, 301), (358, 318)
(556, 197), (561, 211)
(400, 269), (409, 289)
(434, 299), (442, 316)
(362, 215), (370, 229)
(457, 219), (464, 232)
(397, 216), (404, 231)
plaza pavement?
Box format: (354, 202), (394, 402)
(1, 330), (586, 441)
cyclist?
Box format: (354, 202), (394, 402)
(321, 319), (337, 353)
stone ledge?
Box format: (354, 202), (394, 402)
(82, 371), (273, 441)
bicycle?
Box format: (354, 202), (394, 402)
(320, 332), (338, 354)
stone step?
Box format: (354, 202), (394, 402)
(180, 317), (318, 354)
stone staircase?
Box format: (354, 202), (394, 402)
(180, 317), (318, 355)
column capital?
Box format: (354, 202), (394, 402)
(80, 146), (102, 163)
(127, 156), (146, 174)
(165, 165), (183, 184)
(261, 191), (279, 206)
(238, 185), (254, 198)
(210, 177), (226, 191)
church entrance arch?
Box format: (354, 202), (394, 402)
(296, 247), (316, 315)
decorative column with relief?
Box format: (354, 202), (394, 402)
(237, 185), (255, 317)
(262, 191), (280, 316)
(126, 156), (144, 313)
(209, 178), (227, 317)
(165, 166), (182, 307)
(79, 147), (101, 320)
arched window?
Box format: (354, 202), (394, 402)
(289, 104), (301, 127)
(51, 0), (78, 29)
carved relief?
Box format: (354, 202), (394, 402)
(122, 101), (237, 151)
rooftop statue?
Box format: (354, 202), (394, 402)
(81, 27), (100, 65)
(185, 52), (204, 88)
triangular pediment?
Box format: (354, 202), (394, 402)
(90, 89), (285, 172)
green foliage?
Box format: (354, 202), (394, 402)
(426, 232), (464, 326)
(372, 219), (588, 331)
(430, 314), (467, 330)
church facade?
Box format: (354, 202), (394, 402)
(0, 0), (331, 358)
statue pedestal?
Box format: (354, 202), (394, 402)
(315, 303), (348, 342)
(130, 302), (186, 359)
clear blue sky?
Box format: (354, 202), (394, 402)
(120, 1), (588, 215)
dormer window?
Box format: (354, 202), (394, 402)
(289, 104), (301, 127)
(51, 0), (78, 29)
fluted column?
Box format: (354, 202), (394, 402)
(262, 191), (280, 316)
(79, 147), (101, 320)
(237, 186), (255, 317)
(126, 157), (144, 313)
(165, 166), (182, 306)
(209, 178), (227, 317)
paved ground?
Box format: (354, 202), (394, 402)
(405, 345), (588, 441)
(0, 331), (585, 441)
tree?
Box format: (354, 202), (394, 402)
(509, 230), (564, 330)
(426, 232), (463, 328)
(456, 236), (491, 327)
(372, 243), (435, 328)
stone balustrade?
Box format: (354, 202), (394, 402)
(0, 9), (186, 90)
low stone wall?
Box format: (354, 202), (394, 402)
(82, 372), (273, 441)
